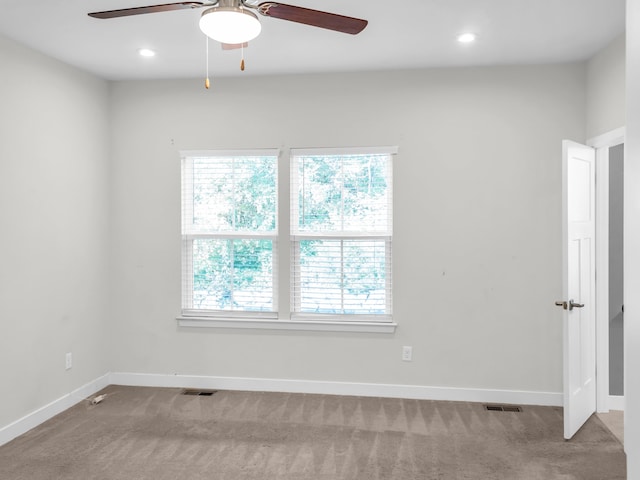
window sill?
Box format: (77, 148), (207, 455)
(176, 316), (397, 333)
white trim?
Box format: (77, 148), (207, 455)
(291, 146), (399, 156)
(0, 374), (110, 447)
(109, 372), (562, 407)
(291, 313), (393, 323)
(595, 145), (611, 413)
(588, 129), (625, 413)
(608, 395), (625, 411)
(180, 310), (279, 320)
(180, 148), (280, 158)
(291, 234), (392, 240)
(185, 233), (278, 240)
(177, 316), (397, 333)
(587, 127), (625, 149)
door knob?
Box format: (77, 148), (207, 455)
(555, 301), (567, 310)
(569, 300), (584, 310)
(555, 300), (584, 311)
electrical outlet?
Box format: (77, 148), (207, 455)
(65, 352), (73, 370)
(402, 346), (412, 362)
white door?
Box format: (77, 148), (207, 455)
(559, 140), (597, 439)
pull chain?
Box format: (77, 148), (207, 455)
(204, 36), (211, 89)
(240, 5), (246, 71)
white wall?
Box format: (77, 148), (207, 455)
(0, 35), (111, 429)
(625, 0), (640, 475)
(586, 34), (626, 139)
(109, 64), (585, 396)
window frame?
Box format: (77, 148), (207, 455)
(290, 146), (396, 323)
(180, 149), (279, 320)
(177, 146), (398, 333)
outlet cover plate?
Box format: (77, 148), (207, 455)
(402, 346), (412, 361)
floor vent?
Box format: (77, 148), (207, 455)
(484, 404), (522, 413)
(181, 389), (217, 397)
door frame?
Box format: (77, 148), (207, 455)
(587, 126), (625, 413)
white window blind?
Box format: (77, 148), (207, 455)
(290, 147), (395, 321)
(181, 150), (278, 318)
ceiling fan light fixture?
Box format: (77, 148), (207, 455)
(199, 6), (261, 44)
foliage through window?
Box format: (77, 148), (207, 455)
(181, 151), (278, 317)
(291, 148), (394, 320)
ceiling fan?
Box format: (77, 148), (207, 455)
(88, 0), (368, 44)
(88, 0), (367, 86)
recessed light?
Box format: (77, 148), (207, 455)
(457, 33), (477, 44)
(138, 48), (156, 57)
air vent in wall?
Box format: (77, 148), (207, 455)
(484, 404), (522, 413)
(182, 389), (217, 396)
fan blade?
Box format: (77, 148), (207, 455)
(88, 2), (205, 19)
(257, 2), (367, 35)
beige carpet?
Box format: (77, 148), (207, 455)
(597, 410), (624, 445)
(0, 385), (626, 479)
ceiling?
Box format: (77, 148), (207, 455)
(0, 0), (626, 81)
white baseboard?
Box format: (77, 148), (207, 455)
(109, 372), (562, 407)
(608, 395), (625, 411)
(0, 373), (110, 447)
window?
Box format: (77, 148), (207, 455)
(290, 147), (394, 322)
(181, 150), (278, 318)
(180, 146), (396, 331)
